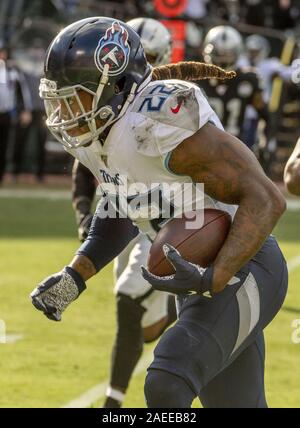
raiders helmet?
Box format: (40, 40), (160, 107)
(245, 35), (270, 66)
(203, 25), (243, 69)
(127, 17), (171, 66)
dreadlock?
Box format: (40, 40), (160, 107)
(152, 61), (236, 82)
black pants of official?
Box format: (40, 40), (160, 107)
(12, 111), (47, 179)
(0, 112), (11, 183)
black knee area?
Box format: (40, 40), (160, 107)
(115, 293), (145, 349)
(144, 336), (159, 344)
(144, 369), (195, 408)
(110, 294), (145, 389)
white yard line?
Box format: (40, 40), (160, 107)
(61, 383), (107, 409)
(0, 332), (24, 344)
(0, 189), (71, 200)
(5, 334), (24, 344)
(61, 349), (154, 408)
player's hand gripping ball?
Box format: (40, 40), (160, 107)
(142, 243), (214, 295)
(142, 209), (231, 295)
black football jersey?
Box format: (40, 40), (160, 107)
(198, 68), (265, 140)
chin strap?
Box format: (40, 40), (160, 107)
(117, 81), (138, 117)
(91, 63), (110, 135)
(93, 63), (110, 109)
(89, 80), (138, 145)
(111, 70), (153, 124)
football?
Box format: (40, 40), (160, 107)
(147, 209), (232, 276)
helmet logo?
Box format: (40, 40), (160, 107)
(94, 21), (130, 76)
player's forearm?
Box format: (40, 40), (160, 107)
(69, 254), (97, 281)
(284, 140), (300, 196)
(68, 219), (139, 282)
(212, 190), (286, 293)
(72, 204), (139, 278)
(284, 167), (300, 196)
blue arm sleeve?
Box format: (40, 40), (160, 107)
(76, 198), (139, 272)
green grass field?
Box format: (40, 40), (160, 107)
(0, 192), (299, 408)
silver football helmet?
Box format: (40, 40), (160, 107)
(203, 25), (243, 69)
(127, 17), (172, 66)
(245, 35), (270, 66)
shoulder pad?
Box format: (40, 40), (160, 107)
(129, 80), (218, 157)
(132, 80), (202, 132)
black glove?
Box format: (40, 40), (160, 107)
(78, 213), (93, 242)
(141, 244), (213, 296)
(30, 266), (86, 321)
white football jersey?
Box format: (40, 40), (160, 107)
(66, 79), (237, 239)
(237, 56), (293, 101)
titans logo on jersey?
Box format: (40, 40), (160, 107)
(198, 68), (265, 140)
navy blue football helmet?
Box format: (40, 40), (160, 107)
(40, 17), (151, 147)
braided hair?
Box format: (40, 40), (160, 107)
(152, 61), (236, 82)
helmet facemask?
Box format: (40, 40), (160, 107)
(40, 64), (139, 148)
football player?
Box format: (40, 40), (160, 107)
(238, 35), (296, 168)
(239, 35), (294, 101)
(71, 17), (176, 408)
(284, 137), (300, 196)
(199, 26), (268, 148)
(31, 18), (287, 408)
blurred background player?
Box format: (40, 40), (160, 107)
(0, 40), (32, 185)
(198, 25), (268, 149)
(71, 17), (176, 408)
(284, 137), (300, 196)
(11, 37), (48, 182)
(240, 35), (293, 99)
(238, 35), (296, 162)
